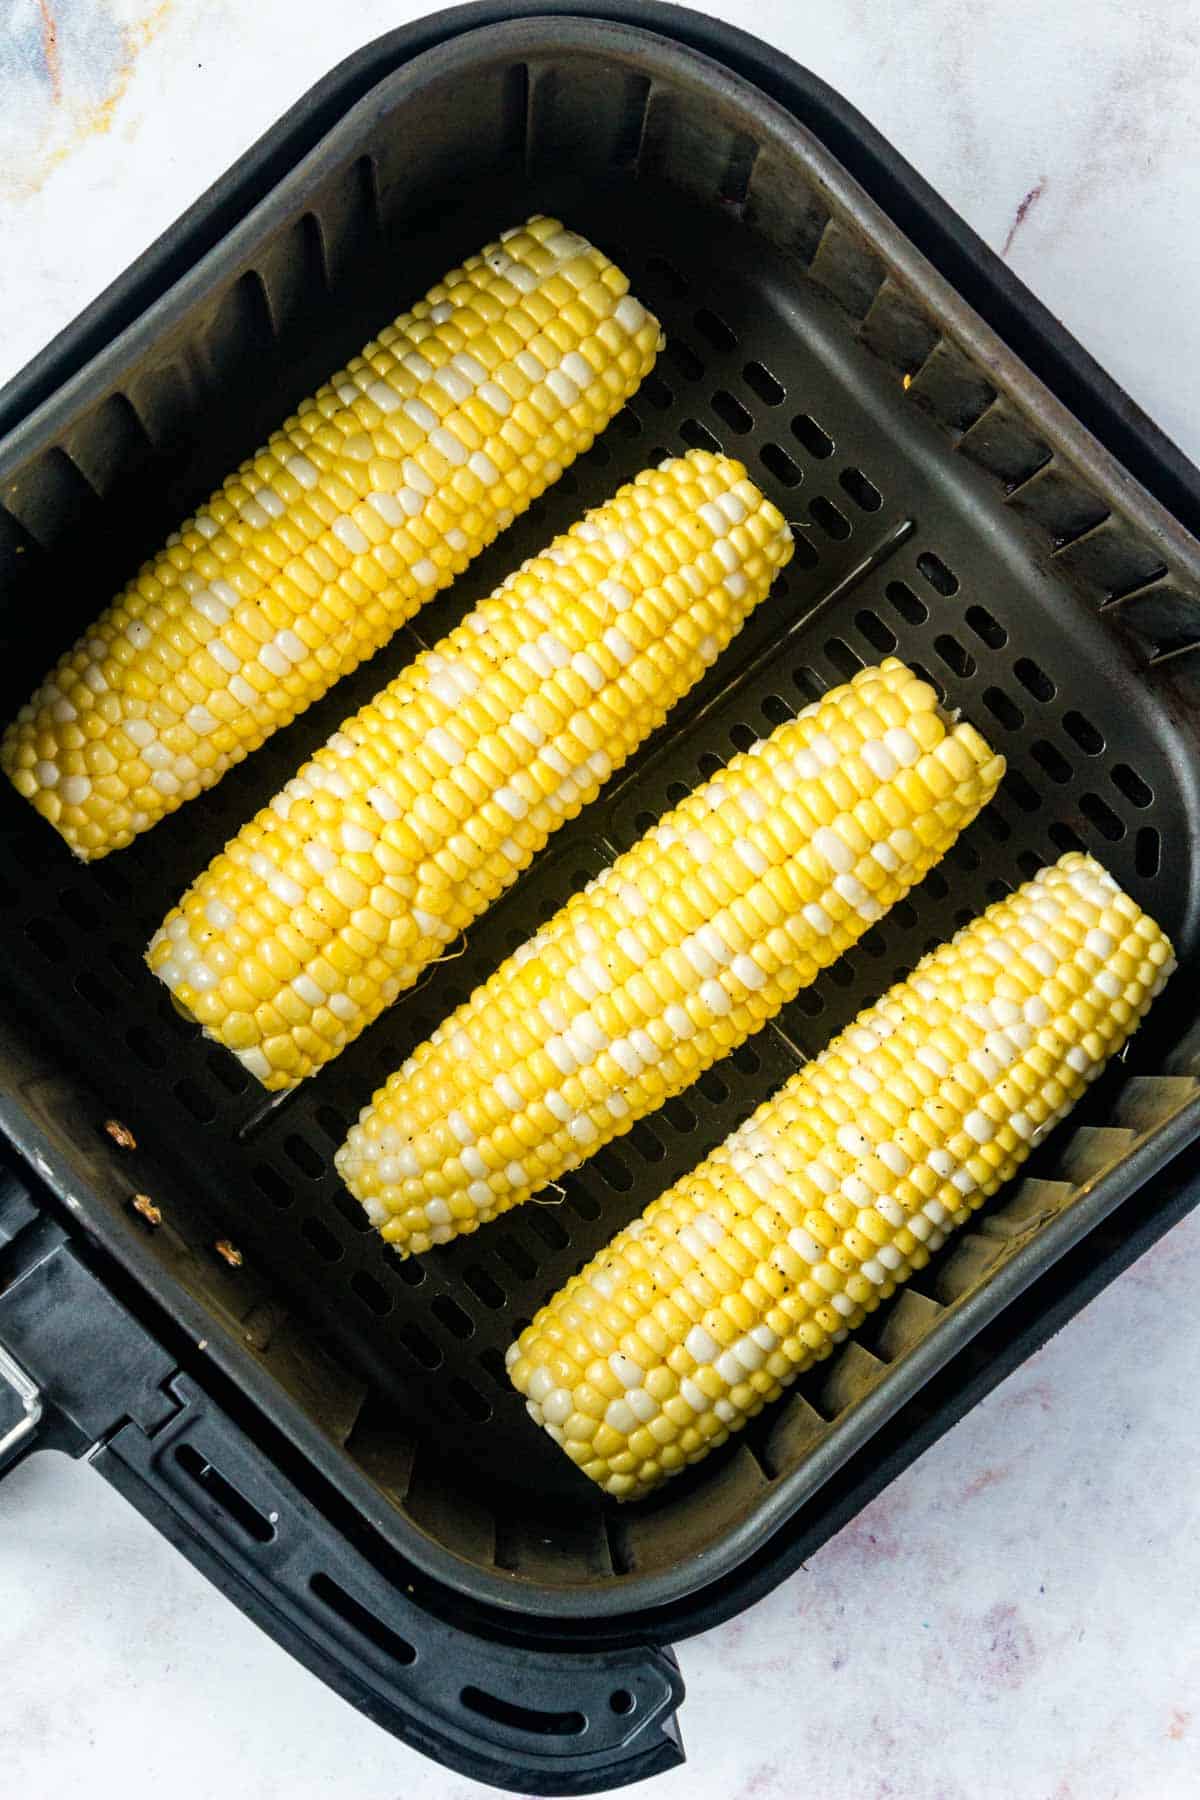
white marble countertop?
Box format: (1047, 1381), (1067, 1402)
(3, 3), (1200, 1796)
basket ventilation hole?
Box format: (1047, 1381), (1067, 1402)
(399, 1324), (442, 1370)
(1135, 826), (1161, 876)
(175, 1444), (275, 1543)
(718, 132), (758, 207)
(761, 442), (801, 486)
(762, 692), (795, 727)
(566, 1183), (602, 1221)
(58, 887), (99, 930)
(527, 1207), (570, 1250)
(1112, 763), (1153, 808)
(592, 1147), (634, 1192)
(712, 389), (753, 434)
(127, 1025), (167, 1069)
(680, 417), (721, 453)
(791, 664), (824, 703)
(449, 1378), (492, 1422)
(314, 1104), (347, 1144)
(641, 372), (673, 411)
(696, 1067), (729, 1104)
(628, 1120), (666, 1163)
(1080, 793), (1125, 841)
(432, 1295), (476, 1340)
(965, 605), (1007, 647)
(933, 634), (974, 678)
(207, 1050), (248, 1095)
(743, 360), (785, 405)
(663, 1096), (696, 1133)
(645, 253), (688, 296)
(907, 661), (945, 701)
(791, 414), (834, 458)
(810, 497), (851, 540)
(311, 1574), (416, 1666)
(693, 306), (737, 351)
(1063, 711), (1104, 754)
(461, 1687), (585, 1738)
(301, 1216), (343, 1262)
(839, 467), (882, 512)
(351, 1270), (392, 1317)
(885, 580), (927, 625)
(175, 1079), (217, 1123)
(463, 1264), (506, 1309)
(983, 687), (1024, 731)
(667, 339), (704, 380)
(253, 1163), (292, 1208)
(1049, 822), (1087, 856)
(1031, 740), (1072, 784)
(285, 1134), (323, 1179)
(613, 73), (651, 168)
(611, 1690), (637, 1715)
(825, 638), (864, 680)
(497, 1237), (538, 1280)
(1014, 657), (1056, 701)
(26, 917), (66, 963)
(916, 551), (958, 595)
(1006, 770), (1042, 813)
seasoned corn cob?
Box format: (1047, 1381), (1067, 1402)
(508, 853), (1175, 1498)
(147, 453), (793, 1087)
(337, 658), (1005, 1254)
(2, 217), (662, 860)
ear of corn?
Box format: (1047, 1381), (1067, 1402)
(2, 217), (662, 860)
(146, 452), (793, 1088)
(507, 852), (1175, 1499)
(336, 658), (1005, 1255)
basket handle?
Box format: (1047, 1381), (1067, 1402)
(0, 1159), (684, 1793)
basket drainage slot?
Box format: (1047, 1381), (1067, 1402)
(311, 1572), (417, 1666)
(460, 1685), (586, 1738)
(174, 1442), (275, 1543)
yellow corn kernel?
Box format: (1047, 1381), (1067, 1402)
(148, 453), (791, 1086)
(508, 853), (1174, 1498)
(3, 219), (662, 859)
(337, 659), (1005, 1255)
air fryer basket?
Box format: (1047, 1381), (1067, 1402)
(4, 8), (1200, 1790)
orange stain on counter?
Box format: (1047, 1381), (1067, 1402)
(36, 0), (62, 103)
(4, 1), (174, 200)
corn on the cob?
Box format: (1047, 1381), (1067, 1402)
(1, 217), (662, 861)
(336, 658), (1005, 1255)
(508, 852), (1174, 1498)
(146, 452), (793, 1088)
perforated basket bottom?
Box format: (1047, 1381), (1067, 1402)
(1, 188), (1194, 1516)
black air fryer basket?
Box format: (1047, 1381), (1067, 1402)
(3, 6), (1200, 1791)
